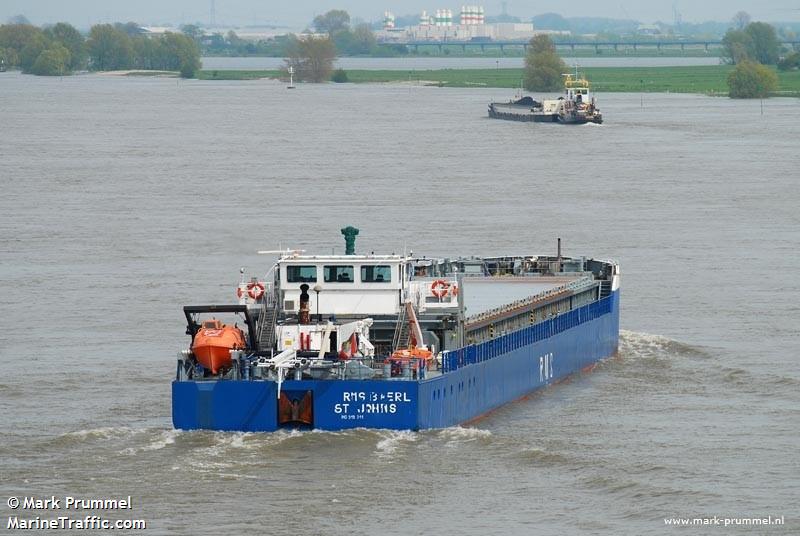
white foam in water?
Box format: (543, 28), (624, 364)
(619, 330), (679, 358)
(140, 429), (180, 451)
(228, 433), (246, 448)
(62, 427), (141, 442)
(438, 426), (492, 443)
(375, 430), (419, 456)
(119, 429), (181, 455)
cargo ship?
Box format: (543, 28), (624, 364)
(172, 227), (619, 432)
(488, 74), (603, 124)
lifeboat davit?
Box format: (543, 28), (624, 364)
(191, 319), (246, 374)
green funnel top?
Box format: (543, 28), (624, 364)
(341, 226), (359, 255)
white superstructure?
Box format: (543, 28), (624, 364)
(274, 254), (460, 318)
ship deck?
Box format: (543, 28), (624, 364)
(461, 275), (587, 316)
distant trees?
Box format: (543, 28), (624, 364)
(727, 60), (778, 98)
(732, 11), (751, 30)
(351, 23), (377, 53)
(721, 20), (781, 98)
(86, 24), (200, 76)
(114, 22), (145, 37)
(310, 10), (377, 55)
(285, 35), (336, 83)
(87, 24), (133, 70)
(0, 21), (200, 77)
(722, 30), (753, 64)
(313, 10), (351, 35)
(45, 22), (87, 70)
(200, 31), (287, 56)
(531, 13), (570, 31)
(722, 22), (780, 65)
(777, 51), (800, 71)
(0, 47), (17, 68)
(180, 24), (204, 42)
(18, 29), (49, 72)
(330, 68), (348, 82)
(181, 9), (388, 59)
(0, 22), (82, 75)
(30, 43), (70, 75)
(745, 22), (780, 65)
(159, 33), (201, 77)
(333, 23), (377, 55)
(523, 34), (567, 92)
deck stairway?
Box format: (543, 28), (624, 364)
(257, 294), (278, 352)
(599, 280), (612, 299)
(391, 304), (409, 352)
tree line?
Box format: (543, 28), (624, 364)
(721, 15), (793, 98)
(180, 11), (403, 61)
(519, 14), (795, 98)
(0, 21), (200, 77)
(285, 9), (405, 83)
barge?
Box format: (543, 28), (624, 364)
(488, 74), (603, 124)
(172, 228), (619, 431)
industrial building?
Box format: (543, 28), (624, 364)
(378, 6), (536, 42)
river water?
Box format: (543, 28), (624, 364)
(201, 55), (721, 70)
(1, 72), (798, 534)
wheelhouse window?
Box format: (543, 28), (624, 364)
(324, 265), (354, 283)
(286, 265), (317, 283)
(361, 265), (392, 283)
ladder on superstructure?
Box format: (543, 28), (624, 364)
(599, 280), (612, 299)
(257, 289), (279, 352)
(391, 303), (409, 352)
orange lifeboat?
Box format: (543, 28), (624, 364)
(389, 347), (435, 378)
(390, 347), (433, 362)
(191, 319), (246, 374)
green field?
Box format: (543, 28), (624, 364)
(195, 66), (800, 96)
(196, 69), (281, 80)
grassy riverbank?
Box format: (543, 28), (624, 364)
(195, 65), (800, 95)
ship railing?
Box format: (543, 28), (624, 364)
(464, 275), (596, 326)
(442, 293), (614, 374)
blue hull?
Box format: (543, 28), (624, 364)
(172, 290), (619, 431)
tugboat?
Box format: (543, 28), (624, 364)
(172, 228), (620, 432)
(488, 73), (603, 124)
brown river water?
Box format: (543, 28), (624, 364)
(1, 71), (798, 534)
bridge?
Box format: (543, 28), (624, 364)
(399, 39), (800, 54)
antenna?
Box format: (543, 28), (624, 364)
(672, 2), (682, 30)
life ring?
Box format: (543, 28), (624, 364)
(247, 282), (265, 300)
(430, 279), (450, 299)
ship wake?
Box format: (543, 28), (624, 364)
(619, 329), (709, 360)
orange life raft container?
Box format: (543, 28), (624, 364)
(191, 319), (246, 374)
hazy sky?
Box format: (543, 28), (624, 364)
(2, 1), (799, 29)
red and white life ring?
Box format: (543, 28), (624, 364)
(247, 282), (265, 300)
(430, 279), (450, 299)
